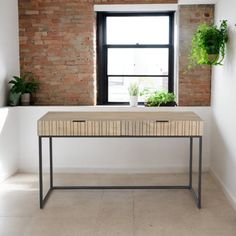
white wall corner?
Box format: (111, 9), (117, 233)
(0, 0), (20, 106)
(0, 108), (19, 183)
(211, 0), (236, 213)
(210, 169), (236, 211)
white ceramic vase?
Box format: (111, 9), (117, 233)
(129, 96), (138, 107)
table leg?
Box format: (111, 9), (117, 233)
(198, 136), (202, 209)
(189, 137), (193, 189)
(49, 137), (53, 189)
(38, 137), (54, 209)
(39, 136), (43, 209)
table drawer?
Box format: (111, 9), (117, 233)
(120, 120), (203, 136)
(38, 120), (121, 136)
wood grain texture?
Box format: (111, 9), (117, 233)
(38, 111), (203, 136)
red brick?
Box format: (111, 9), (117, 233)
(178, 5), (214, 106)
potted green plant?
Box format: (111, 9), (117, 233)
(128, 82), (139, 107)
(8, 72), (39, 106)
(189, 20), (228, 68)
(143, 91), (177, 107)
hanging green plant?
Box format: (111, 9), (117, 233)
(188, 20), (228, 68)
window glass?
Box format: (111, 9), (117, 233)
(108, 77), (168, 102)
(108, 48), (169, 76)
(107, 16), (169, 44)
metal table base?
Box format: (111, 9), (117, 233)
(39, 136), (202, 209)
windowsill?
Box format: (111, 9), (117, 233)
(2, 105), (211, 110)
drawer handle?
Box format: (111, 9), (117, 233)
(72, 120), (86, 123)
(156, 120), (169, 123)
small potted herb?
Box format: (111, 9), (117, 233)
(143, 91), (177, 107)
(189, 20), (228, 68)
(128, 83), (139, 107)
(8, 72), (39, 106)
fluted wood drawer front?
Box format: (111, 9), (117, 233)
(38, 120), (121, 136)
(72, 120), (121, 136)
(38, 112), (204, 137)
(120, 120), (203, 136)
(38, 120), (203, 136)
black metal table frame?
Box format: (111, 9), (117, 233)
(39, 136), (202, 209)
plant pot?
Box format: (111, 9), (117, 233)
(159, 101), (177, 107)
(208, 54), (219, 64)
(129, 96), (138, 107)
(8, 91), (21, 106)
(21, 93), (31, 106)
(144, 101), (177, 107)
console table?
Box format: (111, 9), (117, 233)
(38, 111), (203, 209)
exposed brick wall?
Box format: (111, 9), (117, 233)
(19, 1), (96, 105)
(178, 5), (214, 106)
(19, 1), (213, 106)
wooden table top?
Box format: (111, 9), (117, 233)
(39, 111), (203, 122)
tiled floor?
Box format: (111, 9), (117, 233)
(0, 173), (236, 236)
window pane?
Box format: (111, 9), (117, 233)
(108, 48), (169, 76)
(107, 16), (169, 44)
(108, 77), (168, 102)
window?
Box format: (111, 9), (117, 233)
(97, 12), (175, 105)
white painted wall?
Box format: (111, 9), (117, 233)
(0, 0), (20, 106)
(211, 0), (236, 209)
(0, 108), (19, 182)
(17, 106), (211, 174)
(0, 0), (20, 182)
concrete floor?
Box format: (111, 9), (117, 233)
(0, 173), (236, 236)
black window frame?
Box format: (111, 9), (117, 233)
(97, 11), (175, 105)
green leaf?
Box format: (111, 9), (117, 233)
(9, 72), (39, 94)
(145, 91), (176, 107)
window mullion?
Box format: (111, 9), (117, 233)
(108, 75), (169, 77)
(105, 45), (171, 49)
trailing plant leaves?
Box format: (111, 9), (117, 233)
(189, 20), (228, 68)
